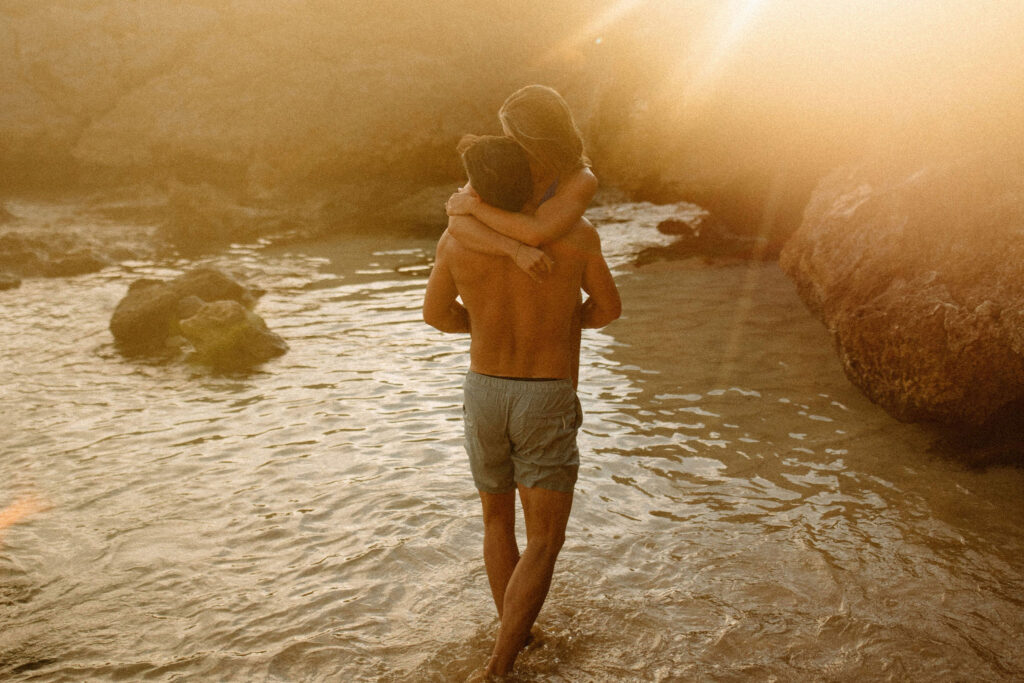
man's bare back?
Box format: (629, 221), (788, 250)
(425, 216), (619, 381)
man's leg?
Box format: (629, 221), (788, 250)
(485, 484), (573, 676)
(479, 490), (518, 619)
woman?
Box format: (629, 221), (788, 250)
(445, 85), (598, 278)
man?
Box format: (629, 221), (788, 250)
(423, 135), (621, 677)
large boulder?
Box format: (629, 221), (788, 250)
(109, 267), (258, 350)
(780, 155), (1024, 426)
(179, 299), (288, 369)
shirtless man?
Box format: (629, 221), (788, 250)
(423, 135), (621, 677)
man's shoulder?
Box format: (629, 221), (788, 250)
(438, 228), (504, 271)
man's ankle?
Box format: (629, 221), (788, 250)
(484, 653), (511, 677)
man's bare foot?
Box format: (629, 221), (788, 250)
(466, 663), (511, 682)
(524, 624), (548, 649)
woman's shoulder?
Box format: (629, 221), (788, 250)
(568, 166), (598, 190)
(556, 166), (597, 203)
(551, 217), (601, 254)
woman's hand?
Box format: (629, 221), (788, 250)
(446, 185), (480, 216)
(514, 243), (554, 282)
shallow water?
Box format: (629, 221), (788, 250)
(1, 203), (1022, 681)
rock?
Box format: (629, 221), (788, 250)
(0, 233), (45, 275)
(176, 295), (204, 320)
(0, 0), (603, 205)
(0, 272), (20, 290)
(637, 216), (772, 264)
(170, 267), (257, 306)
(374, 184), (456, 236)
(655, 218), (701, 236)
(43, 249), (108, 277)
(109, 267), (258, 350)
(108, 278), (182, 350)
(648, 171), (818, 257)
(0, 225), (149, 279)
(159, 182), (316, 250)
(0, 1), (220, 189)
(0, 202), (16, 224)
(929, 398), (1024, 468)
(3, 1), (1021, 259)
(780, 155), (1024, 426)
(179, 299), (288, 369)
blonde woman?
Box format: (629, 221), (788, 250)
(445, 85), (598, 279)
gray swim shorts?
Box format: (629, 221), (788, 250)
(462, 370), (582, 494)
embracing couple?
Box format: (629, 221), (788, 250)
(423, 84), (621, 678)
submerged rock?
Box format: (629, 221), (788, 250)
(179, 299), (288, 369)
(636, 215), (773, 264)
(0, 272), (20, 290)
(0, 227), (133, 279)
(159, 182), (321, 250)
(43, 249), (108, 277)
(0, 232), (47, 275)
(780, 156), (1024, 426)
(109, 266), (264, 356)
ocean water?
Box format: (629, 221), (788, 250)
(1, 202), (1022, 681)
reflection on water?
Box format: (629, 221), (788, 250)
(1, 210), (1023, 681)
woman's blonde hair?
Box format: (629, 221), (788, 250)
(499, 85), (589, 176)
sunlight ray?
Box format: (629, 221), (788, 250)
(672, 0), (770, 114)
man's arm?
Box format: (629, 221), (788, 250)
(423, 231), (470, 333)
(579, 226), (621, 329)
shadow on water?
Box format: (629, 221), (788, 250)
(928, 398), (1024, 471)
(104, 340), (275, 381)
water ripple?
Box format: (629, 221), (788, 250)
(1, 236), (1023, 681)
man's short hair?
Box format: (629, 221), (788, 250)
(459, 135), (532, 212)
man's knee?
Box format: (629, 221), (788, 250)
(529, 526), (566, 560)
